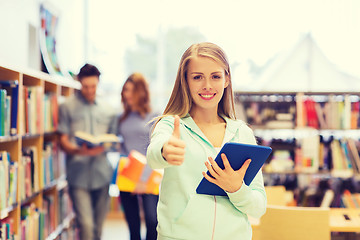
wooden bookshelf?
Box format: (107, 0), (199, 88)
(235, 91), (360, 209)
(0, 63), (80, 239)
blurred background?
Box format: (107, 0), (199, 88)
(1, 1), (360, 239)
(1, 0), (360, 112)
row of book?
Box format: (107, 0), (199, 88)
(57, 190), (72, 227)
(20, 147), (40, 200)
(263, 137), (360, 176)
(297, 95), (360, 130)
(43, 142), (65, 187)
(18, 142), (65, 202)
(0, 80), (59, 137)
(9, 190), (75, 240)
(236, 101), (296, 129)
(1, 203), (50, 240)
(20, 203), (43, 240)
(341, 189), (360, 209)
(295, 137), (360, 176)
(43, 194), (57, 237)
(1, 140), (66, 217)
(19, 142), (60, 200)
(236, 94), (360, 130)
(0, 151), (17, 212)
(23, 87), (58, 135)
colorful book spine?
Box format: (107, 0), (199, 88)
(0, 89), (6, 136)
(0, 80), (19, 136)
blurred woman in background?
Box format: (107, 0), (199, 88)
(112, 73), (159, 240)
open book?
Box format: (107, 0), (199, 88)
(115, 150), (163, 195)
(74, 131), (122, 150)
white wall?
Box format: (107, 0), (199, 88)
(0, 0), (85, 74)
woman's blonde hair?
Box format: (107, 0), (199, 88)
(161, 42), (236, 121)
(120, 72), (151, 122)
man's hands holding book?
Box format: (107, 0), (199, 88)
(76, 144), (105, 156)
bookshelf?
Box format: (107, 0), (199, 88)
(0, 63), (79, 239)
(235, 91), (360, 209)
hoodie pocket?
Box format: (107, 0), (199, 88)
(172, 194), (214, 238)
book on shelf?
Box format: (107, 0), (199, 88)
(43, 93), (58, 132)
(0, 217), (15, 240)
(0, 151), (17, 210)
(57, 189), (72, 223)
(297, 135), (320, 173)
(23, 86), (43, 135)
(0, 89), (9, 136)
(21, 146), (40, 198)
(296, 93), (305, 127)
(265, 150), (294, 173)
(20, 203), (42, 240)
(341, 190), (360, 209)
(8, 161), (18, 207)
(43, 142), (56, 186)
(0, 80), (19, 136)
(346, 139), (360, 174)
(314, 102), (327, 129)
(0, 152), (8, 212)
(43, 194), (56, 236)
(115, 150), (163, 195)
(304, 98), (319, 129)
(343, 95), (351, 129)
(330, 140), (354, 177)
(351, 101), (359, 129)
(74, 131), (121, 150)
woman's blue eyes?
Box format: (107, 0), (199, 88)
(193, 75), (221, 80)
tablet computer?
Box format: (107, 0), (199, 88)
(196, 142), (272, 196)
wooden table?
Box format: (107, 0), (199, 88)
(329, 208), (360, 232)
(250, 208), (360, 233)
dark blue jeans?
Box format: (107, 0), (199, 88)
(120, 191), (158, 240)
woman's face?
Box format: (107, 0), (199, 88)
(187, 56), (229, 112)
(122, 81), (135, 107)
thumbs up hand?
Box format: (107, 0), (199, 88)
(162, 115), (186, 166)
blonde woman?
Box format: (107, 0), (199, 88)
(146, 42), (266, 240)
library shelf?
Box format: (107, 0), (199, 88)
(0, 62), (79, 239)
(235, 91), (360, 209)
(45, 213), (75, 240)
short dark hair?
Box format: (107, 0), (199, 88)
(77, 63), (101, 81)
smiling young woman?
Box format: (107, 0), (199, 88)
(147, 42), (267, 240)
